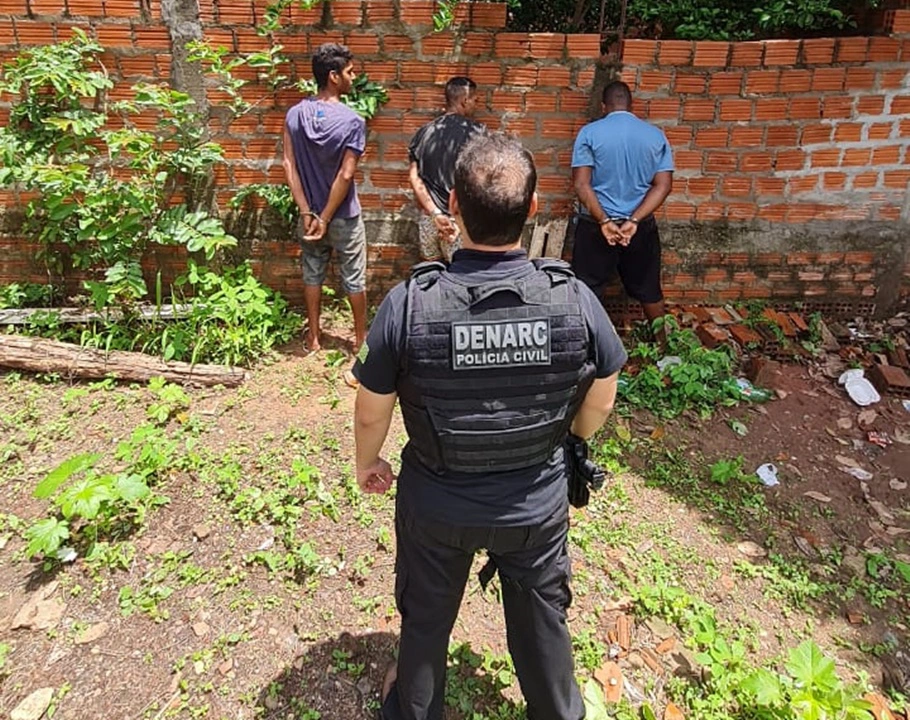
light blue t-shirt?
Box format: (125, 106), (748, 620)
(571, 110), (674, 218)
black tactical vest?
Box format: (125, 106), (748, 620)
(398, 259), (596, 474)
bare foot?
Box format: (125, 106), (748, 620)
(304, 332), (321, 352)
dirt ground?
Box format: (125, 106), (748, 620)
(0, 313), (908, 720)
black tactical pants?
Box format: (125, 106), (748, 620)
(379, 497), (584, 720)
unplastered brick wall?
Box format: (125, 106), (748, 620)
(0, 0), (601, 304)
(0, 0), (908, 313)
(620, 20), (910, 310)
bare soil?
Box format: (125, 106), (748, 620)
(0, 325), (907, 719)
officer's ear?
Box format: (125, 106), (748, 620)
(448, 188), (459, 218)
(528, 192), (539, 220)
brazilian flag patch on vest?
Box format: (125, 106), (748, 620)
(451, 318), (552, 370)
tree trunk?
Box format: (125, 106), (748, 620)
(0, 334), (247, 387)
(569, 0), (590, 30)
(0, 304), (193, 325)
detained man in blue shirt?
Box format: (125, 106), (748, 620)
(571, 80), (674, 326)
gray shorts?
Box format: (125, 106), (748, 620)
(301, 215), (367, 294)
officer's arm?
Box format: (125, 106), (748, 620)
(354, 387), (398, 491)
(572, 166), (608, 224)
(570, 373), (619, 439)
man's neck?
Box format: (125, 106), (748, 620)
(317, 86), (343, 102)
(460, 239), (522, 253)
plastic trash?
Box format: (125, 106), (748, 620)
(729, 378), (773, 403)
(902, 400), (910, 414)
(867, 431), (892, 448)
(844, 377), (881, 406)
(838, 368), (865, 385)
(656, 355), (682, 372)
(756, 463), (779, 487)
(843, 466), (873, 481)
(836, 368), (881, 406)
(56, 546), (77, 563)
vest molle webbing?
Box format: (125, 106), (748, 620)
(398, 260), (595, 474)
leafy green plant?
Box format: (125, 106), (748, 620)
(0, 282), (58, 309)
(330, 649), (365, 679)
(0, 31), (301, 368)
(19, 262), (301, 366)
(24, 423), (175, 561)
(708, 456), (746, 485)
(146, 376), (190, 424)
(201, 453), (338, 582)
(572, 629), (607, 672)
(445, 643), (522, 719)
(25, 453), (149, 558)
(624, 0), (879, 39)
(619, 318), (739, 419)
(229, 183), (299, 223)
(0, 32), (236, 303)
(257, 0), (323, 33)
(741, 641), (872, 719)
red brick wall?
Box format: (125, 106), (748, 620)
(0, 0), (909, 313)
(619, 28), (910, 310)
(622, 35), (909, 225)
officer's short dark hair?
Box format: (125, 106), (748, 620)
(602, 80), (632, 108)
(454, 132), (536, 247)
(312, 43), (354, 90)
(445, 76), (476, 107)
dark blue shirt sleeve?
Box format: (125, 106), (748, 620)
(352, 283), (408, 394)
(577, 282), (627, 378)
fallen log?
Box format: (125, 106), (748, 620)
(0, 304), (194, 325)
(0, 334), (247, 387)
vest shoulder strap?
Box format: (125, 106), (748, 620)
(531, 257), (575, 285)
(409, 261), (447, 289)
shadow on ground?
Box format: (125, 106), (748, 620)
(255, 630), (397, 720)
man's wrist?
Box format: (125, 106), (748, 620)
(430, 207), (443, 217)
(628, 216), (640, 225)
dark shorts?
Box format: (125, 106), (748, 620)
(570, 215), (663, 304)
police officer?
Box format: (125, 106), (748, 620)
(352, 132), (627, 720)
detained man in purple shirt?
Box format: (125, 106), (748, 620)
(283, 43), (368, 385)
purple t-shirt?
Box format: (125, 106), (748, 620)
(285, 97), (367, 219)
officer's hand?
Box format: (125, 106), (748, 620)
(600, 221), (621, 246)
(618, 220), (637, 246)
(357, 458), (396, 494)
